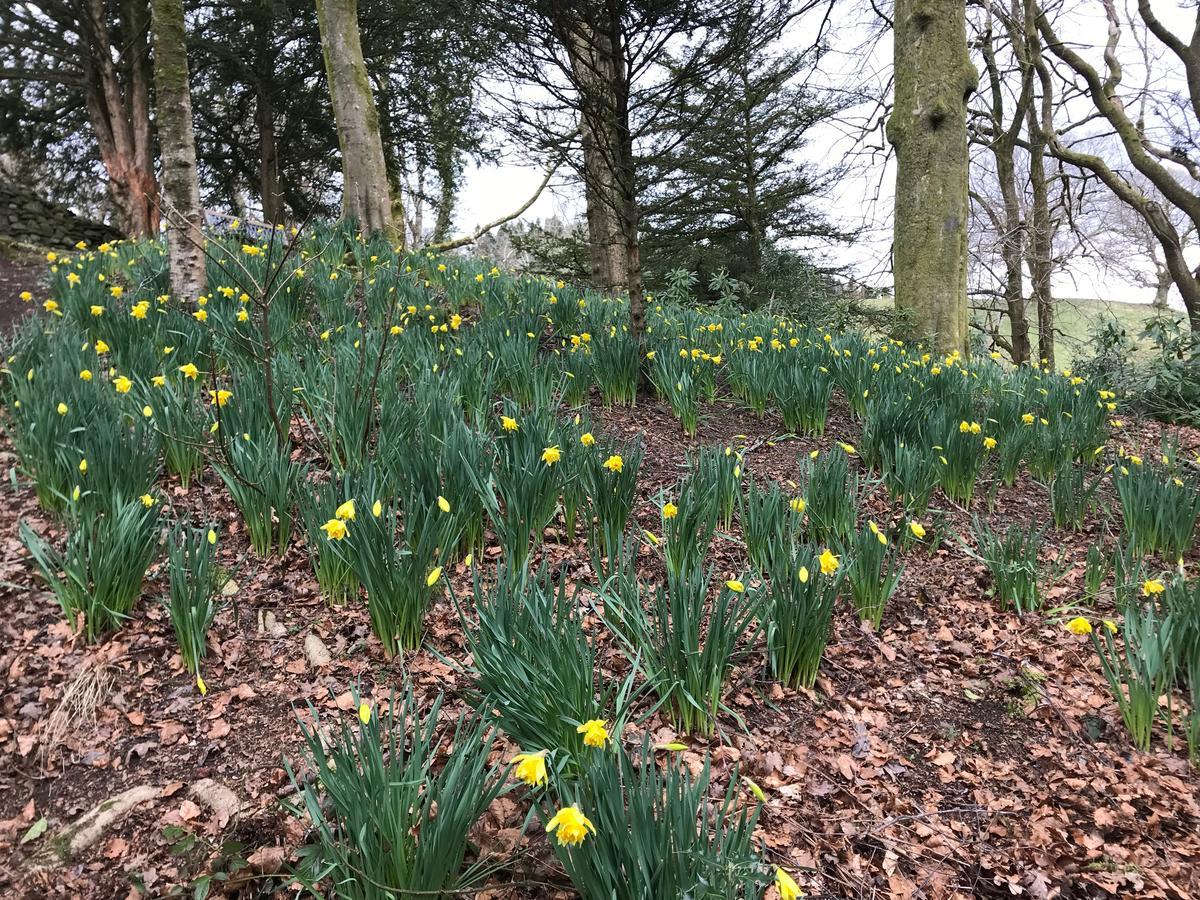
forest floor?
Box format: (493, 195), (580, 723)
(0, 246), (42, 333)
(1, 387), (1198, 900)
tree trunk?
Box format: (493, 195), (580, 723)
(432, 140), (457, 244)
(81, 0), (160, 238)
(150, 0), (206, 302)
(258, 91), (283, 225)
(1026, 107), (1054, 369)
(567, 23), (632, 295)
(886, 0), (978, 356)
(1153, 267), (1172, 310)
(315, 0), (400, 242)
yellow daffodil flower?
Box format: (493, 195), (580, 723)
(545, 805), (596, 847)
(1065, 616), (1092, 636)
(321, 518), (348, 540)
(511, 750), (549, 786)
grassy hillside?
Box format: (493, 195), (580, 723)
(864, 294), (1164, 366)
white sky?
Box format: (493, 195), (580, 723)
(452, 0), (1199, 312)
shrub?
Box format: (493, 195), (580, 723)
(165, 521), (220, 675)
(579, 436), (643, 561)
(454, 564), (634, 766)
(542, 739), (766, 900)
(844, 521), (903, 629)
(1091, 602), (1176, 752)
(973, 517), (1044, 614)
(1046, 460), (1102, 531)
(765, 544), (843, 688)
(21, 497), (160, 641)
(335, 487), (458, 656)
(799, 447), (859, 545)
(601, 565), (762, 736)
(1113, 460), (1200, 560)
(285, 687), (506, 899)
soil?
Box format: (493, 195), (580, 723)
(0, 249), (44, 333)
(1, 384), (1199, 898)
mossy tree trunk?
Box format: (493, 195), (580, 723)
(150, 0), (206, 302)
(315, 0), (400, 243)
(887, 0), (978, 356)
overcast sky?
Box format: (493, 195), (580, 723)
(451, 0), (1198, 311)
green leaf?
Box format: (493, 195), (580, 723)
(20, 816), (48, 845)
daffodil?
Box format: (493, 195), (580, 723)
(179, 362), (199, 379)
(603, 454), (623, 472)
(56, 402), (68, 415)
(79, 369), (92, 381)
(545, 805), (596, 846)
(726, 579), (745, 593)
(819, 548), (839, 575)
(577, 719), (609, 747)
(372, 499), (382, 517)
(511, 750), (549, 786)
(358, 702), (371, 724)
(321, 518), (348, 540)
(662, 501), (678, 519)
(437, 495), (451, 513)
(208, 389), (232, 407)
(541, 445), (561, 465)
(775, 867), (802, 900)
(140, 494), (156, 508)
(908, 521), (926, 539)
(1142, 578), (1165, 596)
(501, 415), (519, 432)
(426, 566), (442, 587)
(580, 432), (596, 446)
(335, 499), (356, 521)
(1065, 616), (1092, 636)
(113, 375), (132, 393)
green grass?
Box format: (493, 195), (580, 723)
(863, 295), (1160, 367)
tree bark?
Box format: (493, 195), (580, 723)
(150, 0), (206, 302)
(81, 0), (160, 238)
(570, 30), (627, 292)
(887, 0), (978, 355)
(1027, 111), (1055, 368)
(978, 9), (1032, 364)
(1153, 269), (1172, 310)
(258, 90), (283, 225)
(315, 0), (400, 242)
(565, 17), (644, 346)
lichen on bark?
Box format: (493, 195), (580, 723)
(887, 0), (978, 356)
(315, 0), (400, 243)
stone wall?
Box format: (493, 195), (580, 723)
(0, 180), (121, 249)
